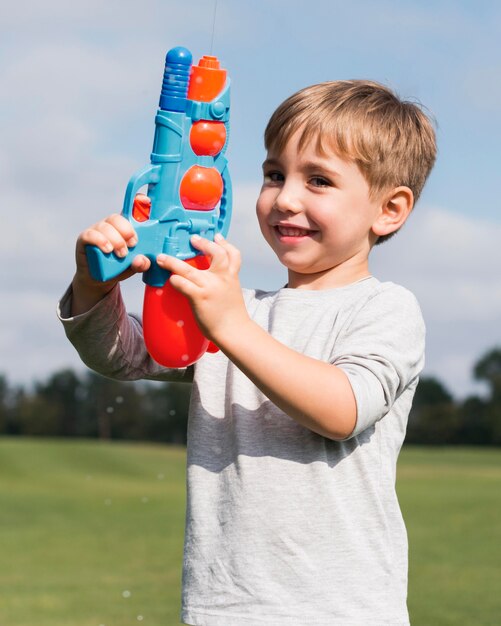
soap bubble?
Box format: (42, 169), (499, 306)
(122, 590), (131, 598)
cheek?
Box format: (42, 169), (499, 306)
(255, 199), (276, 244)
(255, 193), (270, 223)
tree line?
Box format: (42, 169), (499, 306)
(0, 371), (191, 444)
(1, 346), (500, 446)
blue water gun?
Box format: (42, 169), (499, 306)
(86, 47), (231, 367)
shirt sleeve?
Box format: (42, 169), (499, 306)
(331, 284), (425, 438)
(56, 284), (193, 384)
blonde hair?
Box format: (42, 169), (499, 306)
(264, 80), (437, 244)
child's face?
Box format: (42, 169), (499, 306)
(256, 130), (383, 289)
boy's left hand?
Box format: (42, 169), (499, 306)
(156, 234), (249, 346)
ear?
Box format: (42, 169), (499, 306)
(371, 186), (414, 238)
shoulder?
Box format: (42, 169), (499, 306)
(337, 279), (425, 348)
(344, 278), (423, 321)
(365, 280), (423, 317)
(241, 286), (284, 309)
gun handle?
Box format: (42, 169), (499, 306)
(86, 244), (134, 282)
(143, 255), (216, 367)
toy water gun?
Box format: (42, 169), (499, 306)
(86, 46), (231, 368)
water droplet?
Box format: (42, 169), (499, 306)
(115, 396), (124, 404)
(169, 409), (176, 416)
(157, 473), (165, 480)
(181, 354), (189, 362)
(86, 474), (92, 480)
(176, 319), (185, 327)
(137, 616), (144, 622)
(156, 289), (163, 296)
(105, 499), (112, 506)
(141, 497), (149, 504)
(106, 406), (114, 414)
(122, 590), (131, 598)
(195, 76), (203, 84)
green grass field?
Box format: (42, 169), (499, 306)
(1, 439), (500, 626)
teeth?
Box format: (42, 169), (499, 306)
(277, 226), (310, 237)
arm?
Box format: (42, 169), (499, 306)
(212, 317), (357, 440)
(58, 282), (193, 385)
(157, 235), (357, 440)
(60, 212), (192, 383)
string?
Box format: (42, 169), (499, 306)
(209, 0), (219, 55)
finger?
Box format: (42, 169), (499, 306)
(213, 234), (241, 272)
(92, 220), (132, 258)
(78, 227), (116, 254)
(157, 254), (205, 286)
(130, 254), (151, 273)
(105, 213), (138, 248)
(168, 273), (200, 298)
(190, 235), (229, 270)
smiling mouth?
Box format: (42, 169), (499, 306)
(275, 225), (314, 238)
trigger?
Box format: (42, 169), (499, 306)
(132, 193), (151, 222)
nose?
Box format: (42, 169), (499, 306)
(272, 183), (302, 214)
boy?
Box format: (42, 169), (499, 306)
(59, 79), (436, 624)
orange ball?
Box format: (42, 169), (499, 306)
(180, 165), (223, 211)
(190, 121), (226, 156)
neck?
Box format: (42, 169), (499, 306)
(287, 259), (371, 290)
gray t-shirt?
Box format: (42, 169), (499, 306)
(58, 276), (425, 625)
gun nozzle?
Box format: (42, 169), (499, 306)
(198, 55), (221, 70)
(188, 55), (226, 103)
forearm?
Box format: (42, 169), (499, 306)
(215, 318), (357, 440)
(58, 284), (191, 383)
(70, 274), (114, 316)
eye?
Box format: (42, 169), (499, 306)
(263, 170), (284, 184)
(309, 176), (331, 188)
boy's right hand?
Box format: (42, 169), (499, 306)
(71, 212), (151, 316)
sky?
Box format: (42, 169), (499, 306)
(1, 0), (500, 399)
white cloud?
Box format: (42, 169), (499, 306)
(371, 206), (501, 323)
